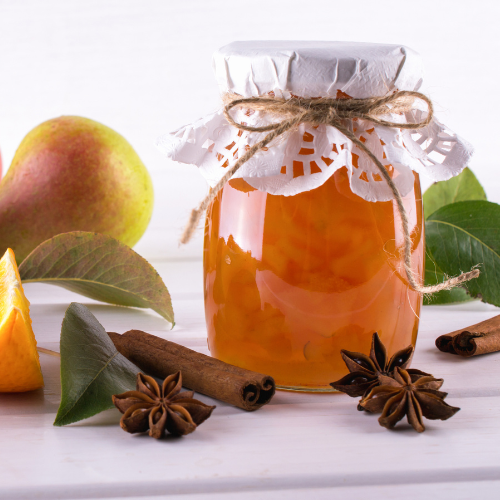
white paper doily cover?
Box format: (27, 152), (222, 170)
(157, 41), (473, 200)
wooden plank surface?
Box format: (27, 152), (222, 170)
(1, 260), (499, 500)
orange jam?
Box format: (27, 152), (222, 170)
(203, 167), (424, 391)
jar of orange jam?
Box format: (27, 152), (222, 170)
(204, 168), (423, 390)
(158, 42), (471, 391)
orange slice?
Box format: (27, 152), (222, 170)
(0, 248), (43, 392)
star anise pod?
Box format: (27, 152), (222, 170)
(359, 367), (460, 432)
(330, 332), (435, 410)
(113, 372), (216, 439)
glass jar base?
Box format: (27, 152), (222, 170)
(276, 384), (340, 393)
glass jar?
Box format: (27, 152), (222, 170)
(204, 167), (424, 391)
(158, 41), (470, 391)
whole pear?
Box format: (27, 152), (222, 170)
(0, 116), (154, 263)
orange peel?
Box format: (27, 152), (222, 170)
(0, 248), (43, 392)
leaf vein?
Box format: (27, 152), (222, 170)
(57, 351), (120, 423)
(430, 220), (500, 260)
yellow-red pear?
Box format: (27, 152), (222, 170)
(0, 116), (154, 263)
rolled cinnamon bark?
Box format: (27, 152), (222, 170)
(108, 330), (275, 411)
(435, 315), (500, 357)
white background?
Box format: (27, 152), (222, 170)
(0, 0), (498, 260)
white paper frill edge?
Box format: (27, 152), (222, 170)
(157, 42), (473, 201)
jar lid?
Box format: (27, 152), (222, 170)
(213, 41), (423, 98)
(157, 42), (473, 200)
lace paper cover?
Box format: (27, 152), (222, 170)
(157, 41), (473, 200)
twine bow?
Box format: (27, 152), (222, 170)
(181, 90), (479, 294)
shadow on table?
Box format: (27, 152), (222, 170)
(30, 302), (172, 343)
(0, 388), (58, 415)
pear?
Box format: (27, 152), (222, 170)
(0, 116), (154, 263)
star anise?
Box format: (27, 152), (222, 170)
(330, 332), (435, 410)
(113, 372), (216, 439)
(359, 367), (460, 432)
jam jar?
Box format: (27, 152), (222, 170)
(203, 167), (424, 390)
(158, 42), (470, 391)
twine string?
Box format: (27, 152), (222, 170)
(180, 91), (480, 294)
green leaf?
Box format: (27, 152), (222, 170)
(423, 167), (486, 220)
(18, 231), (174, 324)
(423, 248), (474, 305)
(54, 302), (140, 426)
(425, 200), (500, 307)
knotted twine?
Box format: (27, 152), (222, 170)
(181, 90), (480, 294)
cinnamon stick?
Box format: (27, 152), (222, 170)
(436, 315), (500, 357)
(108, 330), (275, 411)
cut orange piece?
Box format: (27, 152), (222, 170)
(0, 248), (43, 392)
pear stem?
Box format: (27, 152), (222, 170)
(37, 347), (60, 358)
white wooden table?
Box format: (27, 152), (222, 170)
(2, 259), (499, 500)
